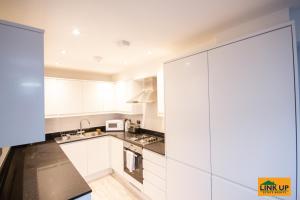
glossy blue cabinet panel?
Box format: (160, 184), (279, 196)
(0, 21), (44, 147)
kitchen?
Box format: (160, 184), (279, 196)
(0, 1), (300, 200)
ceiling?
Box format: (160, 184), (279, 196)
(0, 0), (299, 74)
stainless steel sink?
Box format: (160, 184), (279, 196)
(83, 131), (99, 137)
(55, 131), (104, 144)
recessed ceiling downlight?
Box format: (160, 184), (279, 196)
(72, 28), (80, 36)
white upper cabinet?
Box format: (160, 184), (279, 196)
(82, 81), (104, 113)
(157, 68), (164, 116)
(45, 78), (61, 116)
(164, 52), (211, 171)
(208, 26), (297, 196)
(82, 81), (115, 113)
(45, 78), (138, 117)
(114, 81), (130, 113)
(0, 21), (44, 147)
(59, 79), (83, 115)
(101, 82), (115, 112)
(45, 78), (83, 116)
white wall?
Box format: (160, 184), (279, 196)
(113, 8), (291, 83)
(45, 67), (112, 81)
(215, 8), (290, 43)
(122, 103), (164, 133)
(45, 114), (122, 133)
(45, 112), (164, 133)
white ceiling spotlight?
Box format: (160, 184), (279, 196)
(147, 50), (153, 55)
(117, 40), (130, 48)
(61, 50), (66, 55)
(72, 28), (80, 36)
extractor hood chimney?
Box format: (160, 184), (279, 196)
(127, 77), (156, 103)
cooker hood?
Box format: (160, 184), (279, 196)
(127, 77), (156, 103)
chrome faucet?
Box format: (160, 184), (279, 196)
(78, 119), (91, 134)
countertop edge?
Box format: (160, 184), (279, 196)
(55, 132), (165, 156)
(0, 141), (92, 200)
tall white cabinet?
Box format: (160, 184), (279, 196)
(208, 26), (297, 199)
(164, 52), (211, 199)
(164, 24), (298, 200)
(157, 68), (165, 116)
(0, 20), (44, 147)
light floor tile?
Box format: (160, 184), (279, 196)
(88, 175), (141, 200)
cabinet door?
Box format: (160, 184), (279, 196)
(102, 82), (115, 112)
(110, 137), (124, 175)
(157, 68), (164, 116)
(0, 22), (44, 147)
(212, 176), (277, 200)
(208, 26), (297, 195)
(114, 81), (129, 112)
(144, 180), (165, 200)
(164, 52), (210, 171)
(82, 81), (104, 113)
(87, 137), (110, 175)
(60, 141), (87, 177)
(166, 158), (211, 200)
(45, 78), (61, 116)
(59, 79), (83, 115)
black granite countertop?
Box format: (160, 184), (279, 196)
(52, 130), (165, 155)
(110, 132), (165, 155)
(0, 141), (91, 200)
(144, 142), (165, 155)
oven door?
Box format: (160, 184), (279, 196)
(123, 148), (143, 183)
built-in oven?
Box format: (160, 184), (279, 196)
(123, 141), (143, 183)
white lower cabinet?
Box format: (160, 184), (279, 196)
(60, 140), (87, 177)
(110, 137), (124, 175)
(60, 137), (110, 179)
(212, 176), (277, 200)
(87, 137), (110, 175)
(144, 181), (165, 200)
(143, 149), (166, 200)
(166, 158), (211, 200)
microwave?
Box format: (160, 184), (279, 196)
(106, 120), (124, 131)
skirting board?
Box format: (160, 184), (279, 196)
(112, 172), (150, 200)
(84, 168), (113, 182)
(84, 168), (151, 200)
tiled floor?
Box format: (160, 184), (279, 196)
(88, 175), (141, 200)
